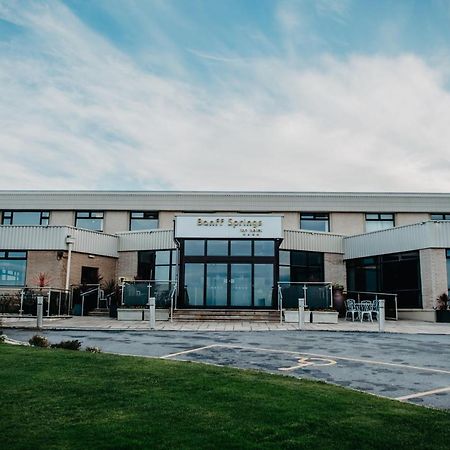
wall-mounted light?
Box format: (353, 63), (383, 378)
(88, 254), (95, 259)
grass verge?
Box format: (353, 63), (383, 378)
(1, 345), (449, 450)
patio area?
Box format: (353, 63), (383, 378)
(1, 316), (450, 334)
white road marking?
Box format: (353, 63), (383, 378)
(396, 386), (450, 401)
(278, 356), (337, 372)
(209, 344), (450, 375)
(160, 344), (220, 359)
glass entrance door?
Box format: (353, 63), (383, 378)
(206, 264), (228, 306)
(230, 264), (252, 307)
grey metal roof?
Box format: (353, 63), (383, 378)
(0, 190), (449, 212)
(343, 221), (450, 259)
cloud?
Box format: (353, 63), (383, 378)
(0, 1), (450, 192)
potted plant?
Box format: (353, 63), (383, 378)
(332, 283), (345, 317)
(435, 293), (450, 323)
(311, 308), (339, 324)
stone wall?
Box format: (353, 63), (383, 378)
(420, 248), (448, 309)
(324, 253), (346, 287)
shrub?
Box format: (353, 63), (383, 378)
(50, 340), (81, 351)
(435, 293), (449, 311)
(29, 335), (49, 348)
(85, 346), (101, 353)
(0, 334), (5, 343)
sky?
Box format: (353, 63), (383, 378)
(1, 0), (450, 192)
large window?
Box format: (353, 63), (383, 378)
(365, 213), (394, 232)
(75, 211), (104, 232)
(431, 214), (450, 221)
(279, 250), (324, 283)
(130, 212), (159, 231)
(300, 213), (329, 232)
(137, 250), (177, 281)
(446, 250), (450, 296)
(0, 251), (27, 286)
(2, 211), (49, 226)
(347, 251), (421, 308)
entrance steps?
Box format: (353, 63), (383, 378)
(87, 308), (109, 317)
(173, 309), (279, 322)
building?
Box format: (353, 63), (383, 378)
(1, 190), (450, 321)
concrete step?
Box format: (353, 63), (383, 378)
(87, 308), (109, 317)
(173, 309), (279, 321)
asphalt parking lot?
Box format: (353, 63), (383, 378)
(5, 329), (450, 410)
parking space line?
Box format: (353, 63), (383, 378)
(395, 386), (450, 401)
(160, 344), (220, 359)
(212, 344), (450, 375)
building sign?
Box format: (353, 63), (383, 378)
(175, 215), (283, 239)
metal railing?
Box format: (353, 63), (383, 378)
(121, 280), (177, 310)
(80, 285), (102, 317)
(0, 286), (71, 317)
(277, 282), (333, 324)
(346, 291), (398, 320)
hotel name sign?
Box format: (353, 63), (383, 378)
(175, 215), (283, 239)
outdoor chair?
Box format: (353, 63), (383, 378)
(359, 300), (373, 322)
(345, 299), (359, 321)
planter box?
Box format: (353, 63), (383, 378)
(284, 310), (311, 323)
(311, 311), (338, 324)
(436, 310), (450, 323)
(143, 309), (170, 321)
(117, 309), (144, 321)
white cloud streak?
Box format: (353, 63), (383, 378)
(1, 1), (450, 191)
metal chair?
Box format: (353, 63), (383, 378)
(359, 300), (373, 322)
(345, 299), (359, 321)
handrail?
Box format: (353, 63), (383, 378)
(278, 285), (283, 324)
(169, 284), (177, 323)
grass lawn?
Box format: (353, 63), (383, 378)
(1, 345), (450, 450)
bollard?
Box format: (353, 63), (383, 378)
(148, 297), (156, 330)
(378, 299), (385, 333)
(36, 296), (44, 330)
(298, 298), (305, 330)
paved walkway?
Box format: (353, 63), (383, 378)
(1, 316), (450, 334)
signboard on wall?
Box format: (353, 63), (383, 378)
(175, 215), (283, 239)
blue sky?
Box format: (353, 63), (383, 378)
(1, 0), (450, 191)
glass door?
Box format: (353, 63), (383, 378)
(206, 264), (228, 306)
(230, 264), (252, 307)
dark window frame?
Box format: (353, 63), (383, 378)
(300, 213), (330, 232)
(129, 211), (159, 231)
(365, 213), (395, 231)
(0, 250), (27, 287)
(2, 211), (50, 226)
(431, 213), (450, 221)
(75, 211), (104, 232)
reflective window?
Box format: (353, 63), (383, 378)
(365, 213), (394, 232)
(75, 211), (104, 232)
(300, 213), (329, 232)
(207, 240), (228, 256)
(130, 211), (159, 231)
(184, 240), (205, 256)
(138, 250), (177, 281)
(230, 264), (252, 306)
(254, 264), (273, 307)
(206, 264), (228, 306)
(230, 240), (252, 256)
(279, 250), (324, 283)
(254, 240), (274, 256)
(155, 250), (170, 265)
(184, 263), (204, 306)
(446, 250), (450, 296)
(432, 214), (450, 221)
(2, 211), (49, 226)
(0, 251), (27, 286)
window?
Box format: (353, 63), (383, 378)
(365, 213), (394, 232)
(137, 250), (177, 281)
(2, 211), (49, 226)
(0, 251), (27, 286)
(130, 211), (159, 231)
(279, 250), (324, 283)
(346, 251), (421, 308)
(300, 213), (329, 232)
(447, 250), (450, 297)
(431, 214), (450, 221)
(75, 211), (103, 231)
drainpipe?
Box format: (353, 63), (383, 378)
(65, 236), (76, 291)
